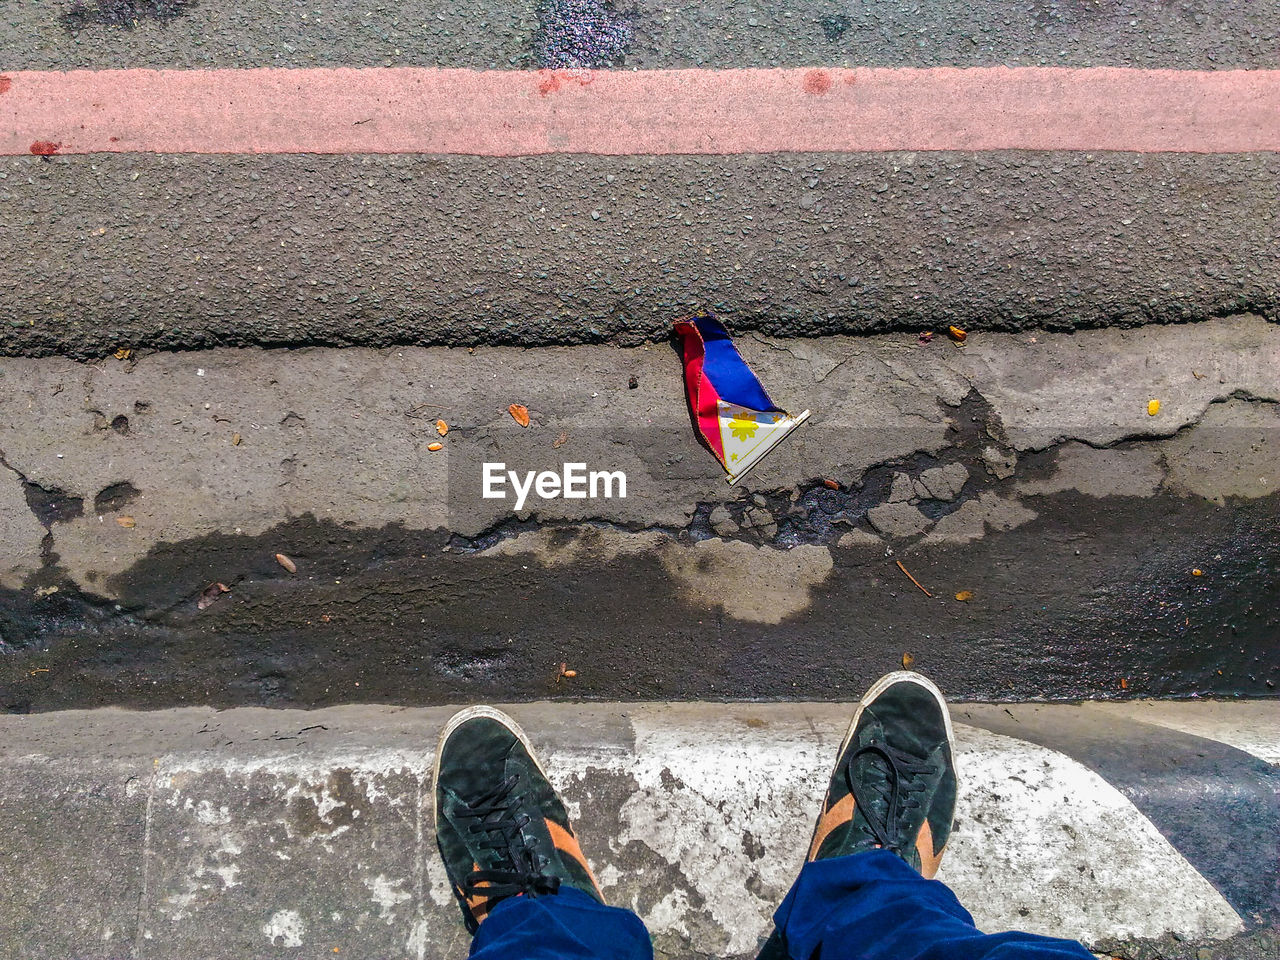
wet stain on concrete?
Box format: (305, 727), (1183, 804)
(533, 0), (633, 68)
(0, 489), (1276, 711)
(0, 577), (123, 678)
(22, 480), (83, 528)
(93, 480), (139, 514)
(62, 0), (197, 31)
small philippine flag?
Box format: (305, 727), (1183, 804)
(674, 312), (810, 485)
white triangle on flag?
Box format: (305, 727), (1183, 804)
(716, 401), (811, 485)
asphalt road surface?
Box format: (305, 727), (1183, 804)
(1, 2), (1277, 354)
(6, 0), (1280, 71)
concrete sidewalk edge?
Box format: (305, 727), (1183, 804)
(1, 701), (1275, 959)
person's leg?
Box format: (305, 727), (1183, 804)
(760, 672), (1093, 960)
(468, 887), (652, 960)
(434, 706), (653, 960)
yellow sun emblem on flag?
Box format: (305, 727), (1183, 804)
(729, 416), (759, 441)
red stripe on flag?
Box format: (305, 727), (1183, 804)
(675, 320), (725, 464)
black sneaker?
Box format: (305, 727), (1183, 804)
(433, 706), (604, 932)
(806, 670), (957, 876)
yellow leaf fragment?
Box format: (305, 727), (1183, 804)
(955, 590), (974, 602)
(116, 516), (136, 528)
(436, 419), (449, 436)
(508, 404), (531, 428)
(1147, 399), (1160, 416)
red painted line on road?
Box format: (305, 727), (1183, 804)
(1, 66), (1277, 156)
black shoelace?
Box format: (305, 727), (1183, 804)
(846, 738), (934, 853)
(459, 773), (561, 901)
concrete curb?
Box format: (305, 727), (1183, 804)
(3, 316), (1279, 708)
(1, 701), (1275, 959)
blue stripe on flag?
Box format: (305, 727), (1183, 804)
(693, 315), (779, 413)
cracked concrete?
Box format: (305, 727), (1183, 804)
(0, 316), (1277, 707)
(1162, 398), (1280, 504)
(0, 315), (1275, 591)
(0, 457), (44, 592)
(1017, 443), (1165, 500)
(955, 318), (1280, 452)
(921, 491), (1039, 546)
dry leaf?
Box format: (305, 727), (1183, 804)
(198, 582), (230, 610)
(231, 432), (242, 446)
(436, 419), (449, 436)
(901, 652), (915, 669)
(947, 325), (967, 343)
(116, 516), (136, 528)
(427, 442), (444, 451)
(508, 404), (531, 428)
(823, 478), (840, 490)
(113, 348), (132, 361)
(554, 431), (568, 449)
(954, 590), (974, 602)
(1147, 399), (1160, 416)
(275, 553), (297, 574)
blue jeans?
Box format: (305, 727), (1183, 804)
(469, 850), (1094, 960)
